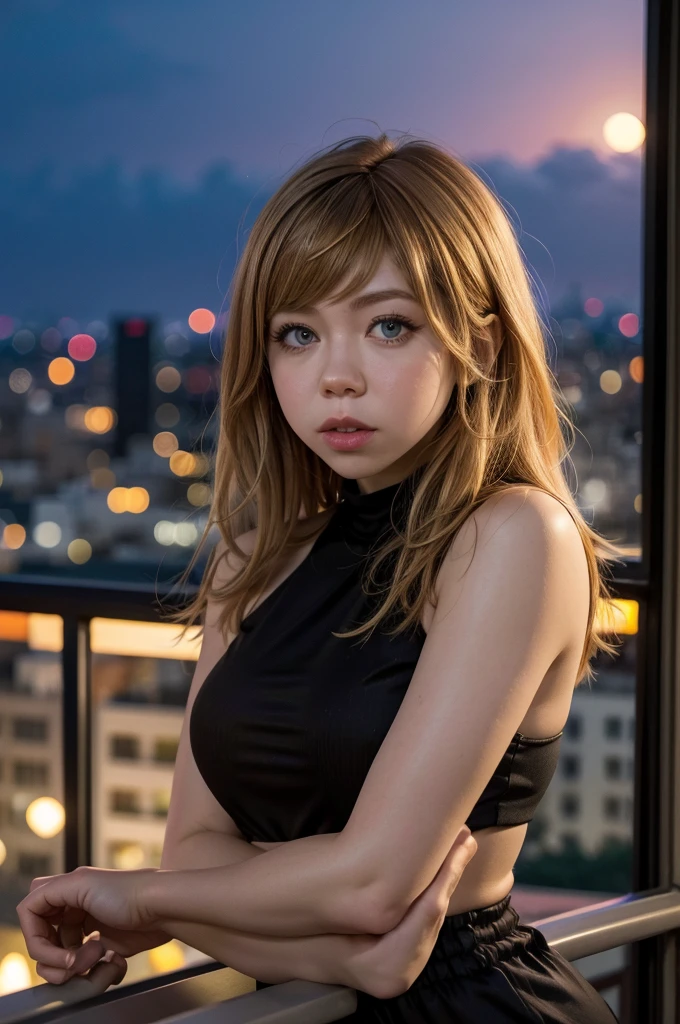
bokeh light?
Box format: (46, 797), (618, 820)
(618, 313), (639, 338)
(156, 402), (180, 427)
(68, 539), (92, 563)
(0, 952), (31, 996)
(156, 366), (181, 393)
(584, 298), (604, 317)
(84, 406), (116, 433)
(153, 431), (179, 457)
(33, 521), (62, 548)
(67, 333), (97, 361)
(48, 356), (75, 385)
(9, 368), (32, 393)
(600, 369), (623, 395)
(3, 524), (26, 549)
(107, 487), (150, 513)
(26, 796), (65, 838)
(188, 308), (215, 333)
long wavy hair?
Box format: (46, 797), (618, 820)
(164, 132), (627, 687)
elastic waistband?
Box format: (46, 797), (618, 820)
(421, 892), (537, 981)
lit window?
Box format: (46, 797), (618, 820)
(154, 738), (179, 763)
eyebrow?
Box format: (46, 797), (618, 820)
(274, 288), (419, 316)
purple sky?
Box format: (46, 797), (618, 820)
(0, 0), (646, 320)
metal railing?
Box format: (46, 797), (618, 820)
(0, 888), (678, 1023)
(0, 565), (666, 1024)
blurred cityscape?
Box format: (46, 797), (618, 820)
(0, 287), (642, 1000)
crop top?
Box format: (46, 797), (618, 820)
(190, 464), (563, 842)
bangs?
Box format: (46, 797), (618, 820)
(264, 176), (393, 322)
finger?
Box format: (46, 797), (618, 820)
(58, 905), (87, 950)
(85, 952), (127, 990)
(64, 932), (106, 979)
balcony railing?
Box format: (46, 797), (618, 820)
(0, 564), (671, 1023)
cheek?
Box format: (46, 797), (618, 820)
(380, 357), (451, 423)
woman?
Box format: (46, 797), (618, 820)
(17, 134), (623, 1021)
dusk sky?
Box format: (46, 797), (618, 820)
(1, 0), (647, 323)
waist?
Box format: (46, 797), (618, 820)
(418, 892), (539, 982)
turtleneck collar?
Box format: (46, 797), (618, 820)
(337, 464), (425, 545)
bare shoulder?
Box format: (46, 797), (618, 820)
(434, 484), (589, 664)
(440, 484), (585, 581)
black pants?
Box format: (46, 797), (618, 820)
(256, 893), (618, 1022)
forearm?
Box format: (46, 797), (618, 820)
(160, 830), (263, 872)
(162, 917), (363, 989)
(146, 832), (387, 939)
(159, 831), (370, 988)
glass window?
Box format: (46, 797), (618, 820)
(603, 795), (622, 820)
(110, 789), (141, 815)
(110, 734), (141, 760)
(604, 756), (622, 780)
(154, 737), (179, 763)
(604, 716), (623, 740)
(562, 754), (581, 779)
(12, 716), (48, 742)
(13, 760), (49, 786)
(564, 715), (583, 740)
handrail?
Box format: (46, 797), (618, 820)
(532, 886), (680, 960)
(1, 886), (678, 1023)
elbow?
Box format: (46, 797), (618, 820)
(334, 879), (406, 935)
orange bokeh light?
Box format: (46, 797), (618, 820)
(48, 357), (75, 385)
(188, 308), (216, 334)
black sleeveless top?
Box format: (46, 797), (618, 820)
(190, 466), (563, 842)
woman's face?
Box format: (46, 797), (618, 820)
(267, 253), (456, 495)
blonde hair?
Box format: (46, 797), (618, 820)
(164, 132), (626, 687)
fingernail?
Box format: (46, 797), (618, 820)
(102, 949), (115, 962)
(65, 952), (76, 967)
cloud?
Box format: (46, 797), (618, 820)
(0, 144), (642, 322)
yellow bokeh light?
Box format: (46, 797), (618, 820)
(67, 538), (92, 564)
(0, 838), (6, 866)
(3, 523), (26, 549)
(595, 597), (638, 636)
(187, 482), (211, 507)
(153, 431), (179, 457)
(169, 450), (197, 476)
(107, 487), (150, 513)
(148, 940), (186, 974)
(26, 796), (65, 838)
(127, 486), (150, 513)
(48, 357), (75, 385)
(0, 952), (31, 996)
(84, 406), (115, 433)
(600, 369), (622, 395)
(603, 112), (646, 153)
(187, 308), (216, 334)
(112, 842), (146, 870)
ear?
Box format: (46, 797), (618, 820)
(473, 314), (503, 376)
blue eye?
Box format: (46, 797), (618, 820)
(270, 313), (420, 354)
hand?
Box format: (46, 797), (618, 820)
(345, 827), (478, 1000)
(16, 866), (167, 983)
